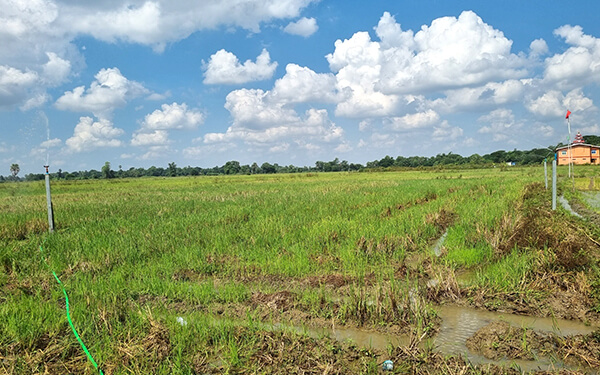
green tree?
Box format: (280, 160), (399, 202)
(584, 135), (600, 145)
(223, 160), (241, 175)
(10, 163), (19, 177)
(261, 162), (276, 174)
(168, 162), (177, 177)
(101, 162), (114, 179)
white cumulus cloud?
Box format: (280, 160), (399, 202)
(432, 121), (464, 141)
(55, 67), (148, 118)
(283, 17), (318, 37)
(203, 49), (278, 85)
(526, 89), (595, 118)
(132, 102), (204, 149)
(477, 108), (520, 142)
(385, 110), (440, 131)
(141, 102), (204, 130)
(271, 64), (339, 104)
(543, 25), (600, 89)
(324, 11), (530, 118)
(65, 116), (124, 152)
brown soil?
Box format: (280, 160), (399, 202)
(466, 321), (600, 370)
(390, 345), (525, 375)
(425, 208), (457, 232)
(0, 329), (90, 374)
(433, 183), (600, 324)
(193, 329), (379, 374)
(383, 191), (438, 216)
(466, 321), (553, 360)
(571, 201), (600, 228)
(251, 290), (296, 311)
(560, 332), (600, 368)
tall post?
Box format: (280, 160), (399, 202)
(44, 165), (55, 233)
(567, 115), (572, 178)
(544, 159), (548, 190)
(552, 159), (557, 211)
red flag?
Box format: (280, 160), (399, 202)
(566, 110), (571, 119)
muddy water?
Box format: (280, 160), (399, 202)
(289, 305), (598, 372)
(275, 323), (409, 351)
(437, 305), (598, 372)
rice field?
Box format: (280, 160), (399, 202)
(1, 166), (600, 374)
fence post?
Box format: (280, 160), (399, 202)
(544, 159), (548, 190)
(44, 166), (55, 233)
(552, 159), (557, 211)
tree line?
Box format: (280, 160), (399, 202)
(3, 139), (597, 182)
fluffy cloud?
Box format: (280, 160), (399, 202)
(374, 11), (527, 94)
(141, 102), (204, 130)
(430, 79), (527, 113)
(65, 116), (124, 152)
(55, 68), (148, 117)
(432, 121), (464, 141)
(224, 89), (298, 127)
(526, 89), (595, 118)
(324, 11), (530, 118)
(0, 0), (315, 108)
(283, 17), (318, 37)
(477, 108), (520, 142)
(326, 31), (402, 117)
(529, 39), (548, 57)
(131, 130), (170, 147)
(0, 1), (76, 110)
(0, 51), (72, 110)
(271, 64), (339, 104)
(61, 0), (317, 51)
(543, 25), (600, 89)
(0, 65), (38, 109)
(204, 84), (344, 151)
(385, 110), (440, 131)
(132, 102), (204, 148)
(203, 49), (278, 85)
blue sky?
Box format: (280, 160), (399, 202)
(2, 0), (600, 175)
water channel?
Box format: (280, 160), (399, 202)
(284, 304), (599, 373)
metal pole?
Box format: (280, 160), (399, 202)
(567, 116), (572, 178)
(44, 166), (55, 233)
(544, 159), (548, 190)
(552, 159), (557, 211)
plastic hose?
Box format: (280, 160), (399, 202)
(39, 241), (104, 375)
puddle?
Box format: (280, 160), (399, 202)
(276, 323), (409, 352)
(559, 195), (583, 218)
(437, 305), (599, 373)
(272, 304), (598, 372)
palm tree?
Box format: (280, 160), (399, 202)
(10, 163), (19, 177)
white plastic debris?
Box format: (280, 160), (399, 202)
(382, 360), (393, 371)
(176, 316), (188, 326)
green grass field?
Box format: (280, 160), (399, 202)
(2, 166), (600, 374)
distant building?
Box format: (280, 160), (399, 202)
(556, 132), (600, 165)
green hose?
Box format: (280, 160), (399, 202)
(40, 241), (104, 375)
